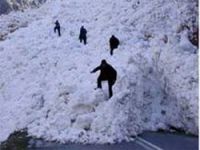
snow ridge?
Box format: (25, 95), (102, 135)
(0, 0), (46, 15)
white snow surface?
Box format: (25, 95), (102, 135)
(0, 0), (198, 144)
(0, 0), (46, 15)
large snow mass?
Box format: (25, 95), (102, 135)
(0, 0), (198, 144)
(0, 0), (46, 15)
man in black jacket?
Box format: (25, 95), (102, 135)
(79, 26), (87, 45)
(54, 20), (61, 37)
(91, 60), (117, 98)
(109, 35), (120, 55)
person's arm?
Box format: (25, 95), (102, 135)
(91, 66), (101, 73)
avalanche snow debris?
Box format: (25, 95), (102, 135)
(0, 0), (198, 144)
(0, 0), (46, 15)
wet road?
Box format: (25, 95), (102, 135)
(139, 131), (198, 150)
(28, 141), (145, 150)
(1, 131), (198, 150)
(28, 132), (198, 150)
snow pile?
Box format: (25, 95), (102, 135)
(0, 0), (198, 144)
(0, 0), (46, 15)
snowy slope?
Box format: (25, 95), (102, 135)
(0, 0), (46, 15)
(0, 0), (198, 144)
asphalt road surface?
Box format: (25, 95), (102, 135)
(27, 132), (198, 150)
(1, 131), (198, 150)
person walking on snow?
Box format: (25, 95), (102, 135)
(91, 59), (117, 98)
(109, 35), (120, 55)
(79, 26), (87, 45)
(54, 20), (61, 37)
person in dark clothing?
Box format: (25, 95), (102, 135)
(109, 35), (120, 55)
(54, 20), (61, 37)
(91, 60), (117, 98)
(79, 26), (87, 45)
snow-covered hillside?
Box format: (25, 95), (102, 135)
(0, 0), (46, 15)
(0, 0), (198, 144)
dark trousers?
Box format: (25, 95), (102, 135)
(97, 77), (115, 98)
(54, 27), (61, 36)
(80, 37), (87, 45)
(110, 44), (116, 55)
(110, 48), (114, 55)
(110, 44), (118, 55)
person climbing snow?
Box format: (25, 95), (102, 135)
(109, 35), (120, 55)
(54, 20), (61, 37)
(91, 59), (117, 98)
(79, 26), (87, 45)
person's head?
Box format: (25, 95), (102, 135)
(101, 59), (107, 64)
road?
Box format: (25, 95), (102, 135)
(27, 132), (198, 150)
